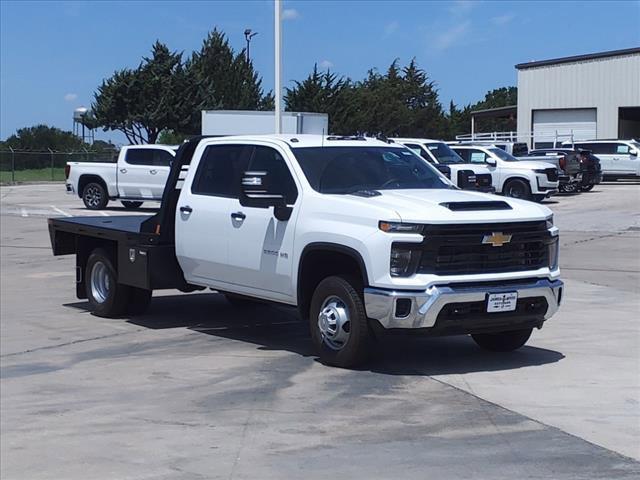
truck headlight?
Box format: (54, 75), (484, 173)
(546, 215), (554, 229)
(379, 221), (423, 234)
(390, 247), (420, 277)
(548, 238), (559, 270)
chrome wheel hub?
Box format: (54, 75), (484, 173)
(84, 186), (102, 207)
(90, 261), (111, 303)
(317, 296), (351, 350)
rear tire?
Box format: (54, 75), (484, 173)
(503, 179), (532, 200)
(121, 201), (144, 209)
(472, 328), (533, 352)
(82, 182), (108, 210)
(85, 248), (129, 317)
(309, 275), (370, 368)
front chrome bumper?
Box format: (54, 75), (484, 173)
(364, 278), (563, 330)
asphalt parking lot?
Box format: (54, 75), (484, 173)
(1, 182), (639, 479)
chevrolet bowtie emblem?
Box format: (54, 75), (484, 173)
(482, 232), (512, 247)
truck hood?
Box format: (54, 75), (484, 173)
(349, 189), (551, 223)
(504, 160), (557, 170)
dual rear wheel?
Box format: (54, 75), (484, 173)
(86, 248), (151, 317)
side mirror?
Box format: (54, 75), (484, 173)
(240, 171), (285, 208)
(485, 157), (497, 166)
(239, 171), (292, 221)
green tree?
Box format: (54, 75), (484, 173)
(285, 64), (354, 134)
(182, 30), (273, 134)
(448, 87), (517, 137)
(157, 129), (189, 145)
(92, 41), (184, 144)
(4, 125), (86, 151)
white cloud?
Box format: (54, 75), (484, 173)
(449, 0), (476, 16)
(64, 93), (78, 102)
(319, 59), (333, 69)
(491, 13), (515, 25)
(384, 20), (399, 37)
(432, 20), (471, 52)
(282, 8), (299, 20)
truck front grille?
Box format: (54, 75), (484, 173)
(544, 168), (558, 182)
(408, 221), (552, 275)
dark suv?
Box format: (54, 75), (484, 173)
(528, 148), (602, 192)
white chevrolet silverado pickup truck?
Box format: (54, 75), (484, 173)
(451, 144), (560, 202)
(65, 144), (177, 210)
(49, 135), (563, 368)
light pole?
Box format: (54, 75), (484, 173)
(274, 0), (282, 134)
(244, 28), (258, 62)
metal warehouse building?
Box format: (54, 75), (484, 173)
(516, 47), (640, 148)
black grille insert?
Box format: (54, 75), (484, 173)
(398, 221), (553, 275)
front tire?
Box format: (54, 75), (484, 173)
(309, 276), (370, 368)
(472, 328), (533, 352)
(86, 248), (129, 317)
(121, 201), (144, 209)
(503, 179), (532, 200)
(82, 182), (108, 210)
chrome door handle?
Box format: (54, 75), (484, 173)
(180, 205), (193, 214)
(150, 169), (158, 175)
(120, 168), (127, 173)
(231, 211), (246, 221)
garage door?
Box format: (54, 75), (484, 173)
(533, 109), (597, 148)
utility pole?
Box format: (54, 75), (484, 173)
(274, 0), (282, 134)
(244, 28), (257, 62)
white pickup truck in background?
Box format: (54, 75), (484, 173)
(65, 145), (177, 209)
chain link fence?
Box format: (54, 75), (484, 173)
(0, 149), (118, 183)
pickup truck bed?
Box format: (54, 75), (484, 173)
(49, 215), (185, 295)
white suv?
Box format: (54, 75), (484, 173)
(563, 140), (640, 179)
(452, 145), (559, 202)
(395, 138), (495, 192)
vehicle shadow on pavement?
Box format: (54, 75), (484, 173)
(65, 292), (565, 375)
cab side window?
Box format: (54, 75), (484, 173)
(468, 149), (488, 164)
(153, 150), (174, 167)
(191, 145), (250, 198)
(125, 149), (154, 165)
(404, 143), (434, 163)
(248, 146), (299, 204)
(454, 149), (471, 163)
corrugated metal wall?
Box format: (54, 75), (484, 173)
(517, 53), (640, 143)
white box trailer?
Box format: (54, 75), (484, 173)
(201, 110), (329, 136)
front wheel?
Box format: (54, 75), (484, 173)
(82, 182), (108, 210)
(503, 179), (532, 200)
(472, 328), (533, 352)
(121, 201), (143, 209)
(309, 276), (370, 368)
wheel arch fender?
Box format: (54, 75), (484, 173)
(78, 174), (111, 199)
(296, 242), (370, 320)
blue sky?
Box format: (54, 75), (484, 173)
(1, 0), (639, 143)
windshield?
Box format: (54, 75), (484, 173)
(488, 147), (519, 162)
(424, 142), (465, 164)
(291, 146), (452, 194)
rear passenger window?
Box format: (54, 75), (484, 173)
(125, 149), (154, 165)
(453, 149), (470, 163)
(578, 143), (618, 155)
(191, 145), (249, 197)
(248, 146), (298, 204)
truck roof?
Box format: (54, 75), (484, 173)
(393, 137), (443, 144)
(198, 134), (402, 149)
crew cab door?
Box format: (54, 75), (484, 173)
(117, 147), (174, 199)
(225, 144), (300, 301)
(175, 144), (250, 285)
(456, 148), (501, 190)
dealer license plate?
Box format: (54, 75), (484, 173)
(487, 292), (518, 313)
